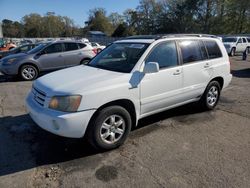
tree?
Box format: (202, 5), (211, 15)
(85, 8), (113, 35)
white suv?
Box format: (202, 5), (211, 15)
(222, 36), (249, 56)
(26, 34), (232, 150)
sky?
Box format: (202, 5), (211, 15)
(0, 0), (140, 27)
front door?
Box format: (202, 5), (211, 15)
(37, 43), (65, 71)
(236, 38), (245, 52)
(140, 41), (183, 116)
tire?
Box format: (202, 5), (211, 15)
(20, 64), (38, 81)
(86, 106), (132, 150)
(80, 59), (90, 65)
(199, 81), (221, 111)
(230, 48), (236, 56)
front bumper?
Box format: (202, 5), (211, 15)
(0, 63), (19, 75)
(25, 92), (96, 138)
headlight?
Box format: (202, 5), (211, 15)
(49, 95), (82, 112)
(3, 58), (17, 65)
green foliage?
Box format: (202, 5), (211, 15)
(85, 8), (113, 36)
(2, 0), (250, 38)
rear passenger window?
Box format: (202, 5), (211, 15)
(179, 40), (203, 64)
(204, 40), (222, 59)
(243, 38), (247, 43)
(64, 43), (79, 51)
(78, 43), (86, 49)
(146, 41), (178, 69)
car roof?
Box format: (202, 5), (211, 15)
(116, 34), (220, 44)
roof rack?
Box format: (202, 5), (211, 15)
(125, 34), (218, 40)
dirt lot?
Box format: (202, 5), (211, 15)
(0, 56), (250, 188)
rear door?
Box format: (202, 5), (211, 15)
(178, 39), (213, 100)
(63, 42), (81, 67)
(37, 43), (65, 70)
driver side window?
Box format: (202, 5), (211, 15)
(238, 38), (243, 43)
(145, 41), (178, 69)
(43, 43), (63, 54)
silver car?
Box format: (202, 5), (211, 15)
(0, 41), (96, 80)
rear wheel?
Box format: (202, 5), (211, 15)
(20, 65), (38, 81)
(80, 59), (90, 65)
(86, 106), (132, 150)
(199, 81), (221, 110)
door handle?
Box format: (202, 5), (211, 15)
(204, 63), (210, 68)
(58, 55), (63, 57)
(173, 69), (181, 75)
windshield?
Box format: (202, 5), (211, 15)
(87, 43), (149, 73)
(223, 38), (237, 43)
(27, 43), (50, 54)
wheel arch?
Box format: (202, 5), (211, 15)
(88, 99), (137, 130)
(18, 62), (40, 74)
(210, 76), (224, 89)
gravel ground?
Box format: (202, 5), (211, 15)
(0, 56), (249, 188)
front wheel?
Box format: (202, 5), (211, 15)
(86, 106), (132, 150)
(199, 81), (221, 110)
(20, 65), (38, 81)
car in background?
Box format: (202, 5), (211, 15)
(0, 41), (96, 80)
(90, 42), (106, 53)
(0, 41), (16, 51)
(222, 36), (249, 56)
(0, 43), (38, 59)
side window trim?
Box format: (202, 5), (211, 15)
(144, 40), (180, 70)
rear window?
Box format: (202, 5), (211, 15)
(78, 43), (86, 49)
(204, 40), (222, 59)
(64, 43), (79, 51)
(179, 40), (203, 64)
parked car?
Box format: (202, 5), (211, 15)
(26, 34), (232, 150)
(222, 36), (249, 56)
(0, 43), (38, 59)
(0, 41), (96, 80)
(0, 41), (16, 51)
(90, 42), (106, 53)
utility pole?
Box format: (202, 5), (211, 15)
(46, 12), (55, 37)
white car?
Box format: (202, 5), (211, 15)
(26, 34), (232, 150)
(90, 42), (106, 53)
(222, 36), (249, 56)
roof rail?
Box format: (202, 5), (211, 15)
(124, 34), (219, 40)
(161, 34), (218, 38)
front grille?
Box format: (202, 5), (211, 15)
(32, 86), (46, 106)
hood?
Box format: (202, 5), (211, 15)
(1, 53), (27, 61)
(34, 65), (129, 97)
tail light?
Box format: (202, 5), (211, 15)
(92, 48), (97, 55)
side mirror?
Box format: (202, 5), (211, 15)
(143, 62), (160, 74)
